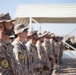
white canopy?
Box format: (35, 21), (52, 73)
(14, 4), (76, 25)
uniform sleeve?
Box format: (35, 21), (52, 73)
(0, 44), (3, 55)
(26, 45), (33, 72)
(0, 46), (2, 52)
(37, 46), (42, 60)
(13, 44), (20, 64)
(27, 45), (33, 59)
(9, 49), (21, 75)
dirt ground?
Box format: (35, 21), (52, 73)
(53, 59), (76, 75)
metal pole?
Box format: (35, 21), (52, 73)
(63, 41), (76, 50)
(29, 17), (32, 31)
(64, 28), (76, 38)
(32, 18), (41, 33)
(39, 24), (41, 33)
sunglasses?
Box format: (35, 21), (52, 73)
(23, 29), (28, 32)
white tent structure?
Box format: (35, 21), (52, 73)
(15, 4), (76, 25)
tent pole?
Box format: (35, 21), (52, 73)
(39, 24), (41, 33)
(29, 17), (32, 31)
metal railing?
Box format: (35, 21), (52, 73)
(63, 28), (76, 50)
(63, 41), (76, 50)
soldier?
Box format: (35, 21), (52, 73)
(26, 30), (41, 75)
(36, 33), (50, 75)
(59, 37), (64, 64)
(54, 36), (60, 66)
(12, 24), (29, 75)
(48, 32), (55, 74)
(49, 33), (55, 55)
(42, 31), (53, 75)
(0, 13), (19, 75)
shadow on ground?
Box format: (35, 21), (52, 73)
(56, 59), (76, 75)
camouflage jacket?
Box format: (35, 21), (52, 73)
(0, 40), (19, 75)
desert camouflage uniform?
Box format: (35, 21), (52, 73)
(36, 43), (50, 75)
(42, 38), (52, 75)
(54, 42), (60, 65)
(50, 40), (55, 73)
(59, 41), (64, 64)
(0, 39), (19, 75)
(26, 41), (41, 75)
(12, 39), (29, 75)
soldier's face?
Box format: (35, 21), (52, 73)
(40, 37), (44, 43)
(44, 35), (47, 38)
(19, 31), (28, 39)
(0, 23), (4, 32)
(33, 34), (38, 40)
(4, 22), (14, 30)
(2, 22), (15, 36)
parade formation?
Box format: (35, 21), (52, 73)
(0, 13), (65, 75)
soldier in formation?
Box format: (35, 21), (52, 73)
(12, 23), (29, 75)
(26, 30), (42, 75)
(36, 33), (49, 75)
(0, 12), (65, 75)
(0, 13), (20, 75)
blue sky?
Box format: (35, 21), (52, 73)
(0, 0), (76, 36)
(0, 0), (76, 18)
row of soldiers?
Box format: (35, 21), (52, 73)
(0, 13), (64, 75)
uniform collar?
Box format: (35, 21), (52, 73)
(0, 39), (6, 46)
